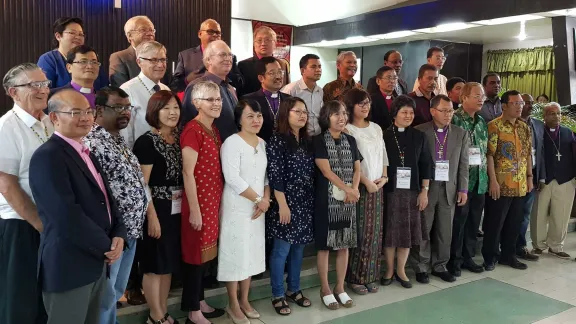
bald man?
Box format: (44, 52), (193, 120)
(171, 19), (243, 92)
(29, 90), (127, 324)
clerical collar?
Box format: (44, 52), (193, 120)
(262, 89), (278, 98)
(380, 89), (393, 100)
(71, 81), (93, 94)
(434, 124), (448, 133)
(394, 125), (406, 132)
(549, 127), (557, 132)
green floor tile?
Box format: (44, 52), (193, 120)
(323, 278), (574, 324)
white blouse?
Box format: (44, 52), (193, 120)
(347, 122), (389, 181)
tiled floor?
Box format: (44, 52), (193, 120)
(121, 233), (576, 324)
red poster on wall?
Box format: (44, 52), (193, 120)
(252, 21), (292, 62)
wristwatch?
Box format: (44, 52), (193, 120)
(422, 186), (430, 191)
(253, 196), (263, 204)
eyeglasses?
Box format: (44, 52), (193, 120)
(54, 108), (95, 118)
(507, 101), (525, 107)
(102, 105), (133, 113)
(357, 100), (371, 108)
(201, 29), (222, 36)
(433, 108), (455, 115)
(198, 98), (223, 104)
(131, 28), (156, 34)
(290, 109), (309, 117)
(254, 38), (274, 45)
(379, 76), (399, 81)
(139, 57), (168, 65)
(433, 55), (447, 61)
(386, 60), (403, 65)
(266, 70), (285, 77)
(470, 95), (487, 101)
(12, 80), (51, 89)
(72, 60), (102, 67)
(213, 52), (233, 60)
(63, 30), (86, 38)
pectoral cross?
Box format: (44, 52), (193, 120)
(556, 152), (562, 161)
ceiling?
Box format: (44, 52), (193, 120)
(231, 0), (414, 26)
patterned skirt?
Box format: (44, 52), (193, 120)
(346, 185), (384, 285)
(384, 189), (428, 248)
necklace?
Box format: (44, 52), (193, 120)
(546, 128), (562, 161)
(155, 128), (175, 144)
(138, 76), (155, 95)
(194, 119), (220, 148)
(392, 126), (406, 167)
(433, 126), (449, 159)
(12, 111), (49, 143)
(264, 94), (281, 128)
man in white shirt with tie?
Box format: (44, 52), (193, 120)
(120, 41), (170, 148)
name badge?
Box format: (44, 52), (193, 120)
(171, 188), (182, 215)
(532, 148), (536, 167)
(396, 167), (411, 189)
(435, 160), (450, 182)
(469, 147), (481, 166)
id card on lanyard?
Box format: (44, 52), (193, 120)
(171, 187), (182, 215)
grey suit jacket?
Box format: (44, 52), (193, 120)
(109, 47), (140, 87)
(415, 121), (470, 206)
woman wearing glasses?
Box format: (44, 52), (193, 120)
(266, 97), (315, 316)
(343, 88), (389, 294)
(37, 17), (108, 90)
(133, 90), (183, 324)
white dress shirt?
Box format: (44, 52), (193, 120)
(120, 72), (169, 148)
(413, 73), (448, 96)
(0, 104), (54, 220)
(347, 122), (389, 181)
(281, 78), (324, 136)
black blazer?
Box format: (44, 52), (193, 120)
(241, 89), (292, 142)
(237, 56), (290, 97)
(383, 125), (433, 192)
(527, 117), (546, 185)
(29, 134), (127, 293)
(369, 90), (394, 132)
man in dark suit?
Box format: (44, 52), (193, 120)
(366, 50), (408, 96)
(411, 95), (470, 284)
(109, 16), (155, 87)
(170, 19), (243, 92)
(237, 26), (290, 97)
(242, 56), (292, 142)
(29, 89), (127, 324)
(370, 66), (398, 131)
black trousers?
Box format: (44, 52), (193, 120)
(181, 263), (205, 312)
(0, 218), (47, 324)
(449, 187), (485, 268)
(482, 195), (525, 264)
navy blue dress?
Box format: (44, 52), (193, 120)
(265, 133), (314, 245)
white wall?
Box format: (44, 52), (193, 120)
(231, 19), (254, 61)
(289, 46), (338, 88)
(481, 38), (553, 76)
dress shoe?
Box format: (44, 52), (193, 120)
(499, 258), (527, 270)
(203, 308), (225, 319)
(116, 301), (122, 308)
(516, 247), (539, 261)
(462, 260), (485, 273)
(380, 276), (393, 286)
(483, 262), (495, 271)
(415, 272), (429, 284)
(431, 271), (456, 283)
(549, 249), (571, 259)
(532, 248), (544, 255)
(125, 288), (147, 305)
(449, 266), (462, 277)
(394, 273), (412, 288)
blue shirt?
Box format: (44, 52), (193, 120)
(37, 49), (109, 90)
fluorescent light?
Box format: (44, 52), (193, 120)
(344, 36), (377, 44)
(472, 14), (544, 25)
(415, 22), (475, 33)
(549, 8), (576, 16)
(371, 31), (418, 39)
(516, 20), (527, 40)
(316, 39), (345, 47)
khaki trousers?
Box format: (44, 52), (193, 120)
(530, 179), (576, 251)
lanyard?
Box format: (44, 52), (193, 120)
(392, 127), (405, 167)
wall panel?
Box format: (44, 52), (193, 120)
(0, 0), (232, 115)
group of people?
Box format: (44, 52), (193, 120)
(0, 12), (573, 324)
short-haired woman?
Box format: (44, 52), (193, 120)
(218, 100), (270, 324)
(133, 90), (183, 324)
(314, 100), (362, 310)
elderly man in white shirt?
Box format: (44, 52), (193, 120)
(0, 63), (54, 324)
(120, 41), (170, 148)
(281, 54), (323, 136)
(413, 46), (448, 96)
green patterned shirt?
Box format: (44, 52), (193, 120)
(452, 108), (489, 194)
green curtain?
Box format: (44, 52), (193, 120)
(486, 46), (557, 102)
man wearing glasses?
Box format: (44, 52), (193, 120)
(411, 95), (469, 284)
(49, 45), (101, 108)
(483, 90), (534, 272)
(171, 19), (243, 92)
(366, 50), (409, 96)
(0, 63), (52, 324)
(110, 16), (156, 88)
(83, 87), (150, 324)
(413, 47), (448, 95)
(120, 41), (170, 149)
(238, 26), (290, 97)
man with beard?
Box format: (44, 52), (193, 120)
(50, 45), (100, 108)
(483, 90), (533, 271)
(479, 73), (502, 123)
(413, 47), (448, 95)
(409, 64), (438, 126)
(242, 56), (292, 142)
(83, 87), (150, 324)
(281, 54), (323, 136)
(366, 50), (408, 96)
(323, 51), (362, 101)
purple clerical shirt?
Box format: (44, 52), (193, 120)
(263, 89), (280, 114)
(434, 126), (449, 160)
(71, 81), (96, 108)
